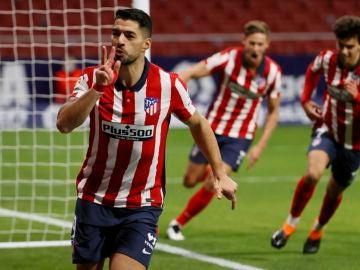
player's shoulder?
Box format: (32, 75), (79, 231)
(226, 46), (243, 52)
(148, 62), (184, 89)
(81, 65), (98, 78)
(78, 65), (98, 84)
(313, 49), (338, 67)
(264, 55), (282, 72)
(218, 46), (242, 56)
(149, 62), (180, 80)
(82, 65), (97, 73)
(317, 49), (337, 58)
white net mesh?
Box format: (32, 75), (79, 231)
(0, 0), (132, 246)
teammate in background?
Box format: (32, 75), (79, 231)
(54, 56), (82, 103)
(56, 8), (237, 270)
(271, 15), (360, 254)
(167, 20), (282, 241)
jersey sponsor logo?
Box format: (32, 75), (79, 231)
(144, 97), (159, 116)
(228, 81), (260, 99)
(327, 85), (353, 102)
(102, 121), (154, 141)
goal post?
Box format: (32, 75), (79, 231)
(0, 0), (138, 248)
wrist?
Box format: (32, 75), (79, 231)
(300, 98), (309, 106)
(211, 166), (226, 180)
(92, 83), (113, 93)
(255, 142), (266, 151)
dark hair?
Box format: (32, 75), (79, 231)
(333, 15), (360, 42)
(244, 20), (270, 37)
(115, 8), (152, 37)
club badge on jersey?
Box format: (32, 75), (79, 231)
(254, 75), (267, 89)
(144, 97), (159, 116)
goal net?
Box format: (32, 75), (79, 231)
(0, 0), (132, 248)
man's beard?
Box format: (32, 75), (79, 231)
(115, 54), (136, 66)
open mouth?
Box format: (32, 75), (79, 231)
(251, 53), (258, 60)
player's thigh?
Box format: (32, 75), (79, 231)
(305, 150), (329, 181)
(183, 160), (208, 187)
(76, 261), (104, 270)
(110, 253), (145, 270)
(331, 148), (360, 187)
(218, 135), (252, 172)
(222, 161), (233, 175)
(326, 175), (347, 199)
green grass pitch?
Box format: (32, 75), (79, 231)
(0, 126), (359, 269)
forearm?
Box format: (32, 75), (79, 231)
(301, 66), (321, 105)
(187, 113), (224, 177)
(256, 110), (278, 150)
(179, 61), (210, 83)
(56, 89), (102, 133)
(255, 97), (280, 151)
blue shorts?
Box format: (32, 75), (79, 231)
(308, 128), (360, 187)
(71, 199), (162, 268)
(189, 134), (252, 171)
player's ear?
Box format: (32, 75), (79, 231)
(265, 38), (270, 49)
(241, 34), (247, 46)
(142, 38), (151, 51)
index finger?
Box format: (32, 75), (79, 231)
(106, 46), (116, 67)
(231, 194), (236, 210)
(101, 46), (107, 65)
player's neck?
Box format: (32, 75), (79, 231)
(119, 56), (146, 88)
(243, 54), (263, 72)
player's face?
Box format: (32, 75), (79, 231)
(243, 33), (269, 68)
(111, 19), (151, 65)
(337, 36), (360, 68)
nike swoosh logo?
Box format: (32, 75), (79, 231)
(142, 248), (151, 255)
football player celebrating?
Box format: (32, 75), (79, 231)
(271, 15), (360, 254)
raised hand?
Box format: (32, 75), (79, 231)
(302, 100), (323, 121)
(93, 46), (121, 92)
(344, 79), (359, 100)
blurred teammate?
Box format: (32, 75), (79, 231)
(54, 56), (82, 103)
(271, 15), (360, 254)
(56, 8), (237, 270)
(167, 20), (282, 241)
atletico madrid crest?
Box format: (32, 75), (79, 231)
(144, 97), (159, 116)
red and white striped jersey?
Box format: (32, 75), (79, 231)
(71, 60), (196, 208)
(204, 47), (282, 139)
(302, 49), (360, 150)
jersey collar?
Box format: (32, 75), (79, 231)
(115, 57), (150, 92)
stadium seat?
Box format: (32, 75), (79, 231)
(0, 1), (12, 11)
(1, 0), (357, 58)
